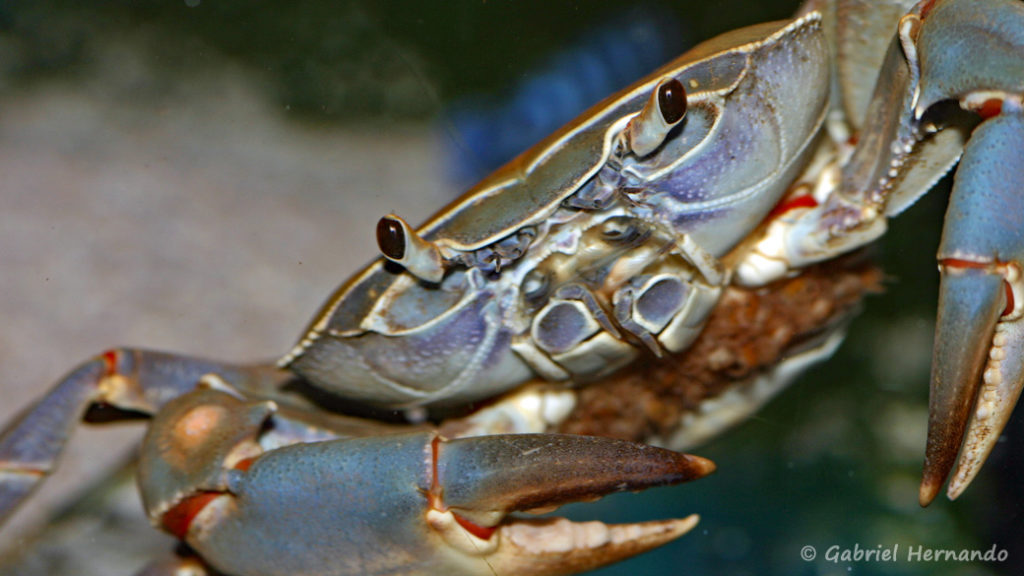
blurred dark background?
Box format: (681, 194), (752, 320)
(0, 1), (1020, 575)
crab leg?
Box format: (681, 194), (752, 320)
(0, 348), (285, 525)
(736, 0), (1024, 503)
(181, 433), (712, 576)
(921, 105), (1024, 505)
(142, 388), (714, 576)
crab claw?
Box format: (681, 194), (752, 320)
(920, 107), (1024, 506)
(432, 434), (714, 576)
(168, 428), (712, 576)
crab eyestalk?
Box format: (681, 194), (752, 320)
(377, 213), (446, 283)
(627, 77), (688, 157)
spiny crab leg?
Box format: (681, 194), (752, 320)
(921, 104), (1024, 505)
(144, 388), (715, 576)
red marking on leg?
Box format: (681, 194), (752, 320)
(161, 491), (222, 540)
(232, 456), (257, 471)
(427, 434), (444, 511)
(941, 258), (987, 270)
(941, 258), (988, 270)
(978, 98), (1003, 119)
(100, 350), (119, 377)
(768, 194), (818, 219)
(424, 434), (497, 538)
(941, 258), (1015, 316)
(453, 512), (497, 540)
(919, 0), (937, 19)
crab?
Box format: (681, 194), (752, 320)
(2, 0), (1023, 574)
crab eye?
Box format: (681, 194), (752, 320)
(377, 217), (406, 260)
(627, 77), (689, 157)
(375, 214), (445, 283)
(658, 78), (687, 124)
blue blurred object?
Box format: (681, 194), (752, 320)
(441, 6), (688, 190)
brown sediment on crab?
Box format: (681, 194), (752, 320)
(558, 254), (883, 442)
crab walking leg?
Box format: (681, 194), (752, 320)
(144, 391), (716, 576)
(920, 106), (1024, 505)
(740, 0), (1024, 282)
(0, 348), (285, 525)
(730, 0), (1024, 503)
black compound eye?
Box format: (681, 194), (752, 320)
(658, 78), (687, 125)
(376, 217), (406, 260)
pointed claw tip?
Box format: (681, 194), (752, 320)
(946, 484), (964, 502)
(946, 468), (974, 501)
(919, 449), (954, 507)
(668, 513), (701, 538)
(918, 477), (941, 507)
(681, 454), (716, 479)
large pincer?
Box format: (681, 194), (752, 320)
(175, 424), (713, 576)
(430, 433), (714, 576)
(921, 103), (1024, 505)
